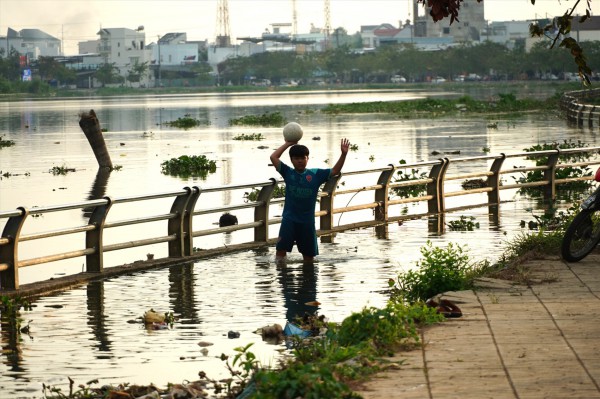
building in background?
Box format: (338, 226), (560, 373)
(0, 28), (61, 60)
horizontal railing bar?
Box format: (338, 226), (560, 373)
(19, 248), (96, 268)
(332, 202), (379, 214)
(200, 180), (277, 194)
(557, 161), (600, 169)
(335, 185), (380, 196)
(0, 209), (23, 219)
(341, 166), (393, 177)
(192, 221), (263, 237)
(445, 171), (494, 181)
(0, 237), (10, 246)
(555, 176), (595, 184)
(445, 187), (493, 197)
(104, 213), (176, 229)
(193, 202), (262, 217)
(499, 166), (547, 174)
(557, 146), (600, 155)
(103, 235), (177, 252)
(389, 195), (434, 205)
(19, 224), (96, 242)
(445, 202), (495, 213)
(389, 178), (433, 188)
(503, 149), (559, 158)
(26, 199), (108, 215)
(112, 189), (189, 204)
(444, 154), (502, 163)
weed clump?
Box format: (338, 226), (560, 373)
(164, 115), (203, 129)
(160, 155), (217, 179)
(229, 111), (286, 127)
(0, 136), (15, 148)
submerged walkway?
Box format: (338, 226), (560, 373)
(357, 252), (600, 399)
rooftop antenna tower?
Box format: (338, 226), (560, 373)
(215, 0), (231, 47)
(323, 0), (331, 46)
(291, 0), (298, 36)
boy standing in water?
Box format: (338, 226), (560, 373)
(270, 137), (350, 263)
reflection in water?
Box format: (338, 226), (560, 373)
(277, 262), (318, 323)
(0, 308), (26, 377)
(86, 281), (113, 356)
(168, 262), (200, 324)
(83, 168), (111, 218)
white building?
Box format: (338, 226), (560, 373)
(97, 26), (152, 86)
(149, 33), (199, 66)
(0, 28), (61, 60)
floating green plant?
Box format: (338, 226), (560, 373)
(447, 215), (480, 231)
(164, 115), (202, 129)
(0, 136), (15, 148)
(233, 133), (265, 141)
(161, 155), (217, 178)
(49, 165), (76, 175)
(229, 111), (286, 127)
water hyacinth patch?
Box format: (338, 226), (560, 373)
(161, 155), (217, 179)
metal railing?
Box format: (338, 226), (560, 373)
(1, 147), (599, 294)
(560, 88), (600, 127)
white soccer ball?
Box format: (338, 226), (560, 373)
(283, 122), (303, 142)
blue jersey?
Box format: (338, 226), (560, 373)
(277, 161), (331, 224)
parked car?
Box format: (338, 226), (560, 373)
(432, 76), (446, 83)
(391, 75), (407, 83)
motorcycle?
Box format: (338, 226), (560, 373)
(561, 166), (600, 262)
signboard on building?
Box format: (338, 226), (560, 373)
(22, 69), (32, 81)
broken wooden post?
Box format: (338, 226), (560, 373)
(79, 110), (113, 169)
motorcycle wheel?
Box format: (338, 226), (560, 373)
(561, 209), (600, 262)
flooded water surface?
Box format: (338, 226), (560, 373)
(0, 87), (598, 397)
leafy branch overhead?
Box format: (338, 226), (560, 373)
(419, 0), (595, 85)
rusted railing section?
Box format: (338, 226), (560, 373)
(1, 148), (599, 293)
(560, 88), (600, 127)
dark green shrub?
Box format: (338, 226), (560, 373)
(229, 111), (286, 126)
(160, 155), (217, 178)
(389, 241), (473, 303)
(164, 116), (202, 129)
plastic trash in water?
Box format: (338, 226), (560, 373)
(283, 322), (311, 338)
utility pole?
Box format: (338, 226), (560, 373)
(157, 35), (162, 87)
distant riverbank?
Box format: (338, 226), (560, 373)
(0, 80), (584, 101)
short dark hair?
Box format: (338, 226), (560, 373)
(289, 144), (309, 158)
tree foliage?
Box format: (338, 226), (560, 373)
(94, 62), (124, 87)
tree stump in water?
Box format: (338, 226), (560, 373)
(79, 109), (113, 169)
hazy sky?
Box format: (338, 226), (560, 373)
(1, 0), (597, 55)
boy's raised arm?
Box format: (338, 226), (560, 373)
(270, 141), (295, 170)
(331, 138), (350, 176)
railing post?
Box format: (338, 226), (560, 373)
(254, 178), (277, 242)
(427, 158), (449, 214)
(168, 187), (194, 258)
(374, 165), (395, 223)
(86, 197), (113, 273)
(544, 150), (560, 201)
(487, 153), (506, 205)
(0, 207), (28, 290)
(320, 174), (342, 243)
(183, 186), (201, 256)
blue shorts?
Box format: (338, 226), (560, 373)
(276, 219), (319, 257)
